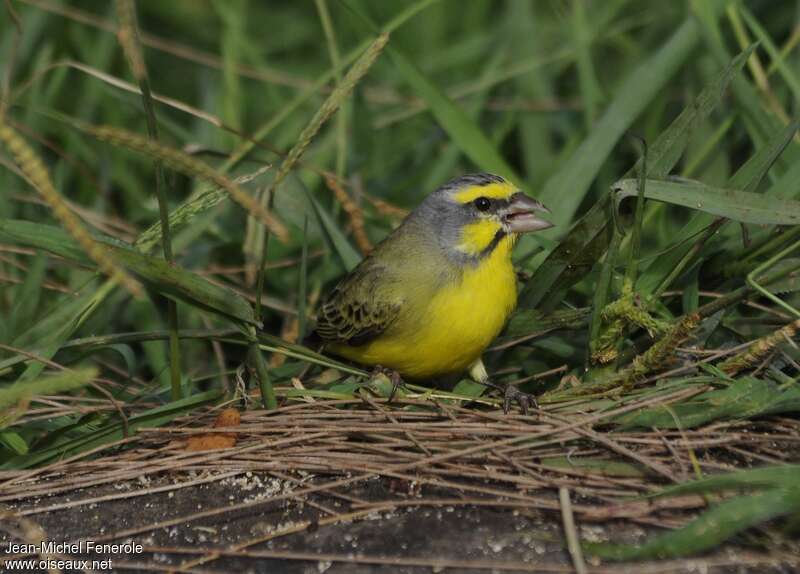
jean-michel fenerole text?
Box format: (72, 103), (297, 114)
(4, 541), (144, 555)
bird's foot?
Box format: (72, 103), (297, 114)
(501, 384), (538, 415)
(369, 365), (405, 402)
(472, 377), (539, 415)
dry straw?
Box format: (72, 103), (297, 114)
(114, 0), (146, 82)
(0, 120), (142, 296)
(324, 175), (372, 254)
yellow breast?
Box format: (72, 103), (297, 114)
(332, 235), (518, 379)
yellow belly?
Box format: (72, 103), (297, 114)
(330, 237), (518, 379)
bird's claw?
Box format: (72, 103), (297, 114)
(476, 379), (539, 415)
(370, 365), (404, 402)
(502, 385), (538, 415)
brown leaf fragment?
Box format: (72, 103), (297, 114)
(213, 407), (241, 428)
(184, 408), (240, 451)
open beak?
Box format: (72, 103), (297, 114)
(501, 192), (553, 233)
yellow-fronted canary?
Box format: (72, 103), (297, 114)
(313, 173), (552, 411)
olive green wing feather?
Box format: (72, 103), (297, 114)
(315, 262), (402, 347)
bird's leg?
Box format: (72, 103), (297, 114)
(468, 359), (538, 415)
(370, 365), (405, 402)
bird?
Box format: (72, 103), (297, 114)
(312, 173), (552, 412)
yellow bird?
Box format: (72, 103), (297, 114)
(313, 173), (552, 411)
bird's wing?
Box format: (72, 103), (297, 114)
(315, 261), (403, 347)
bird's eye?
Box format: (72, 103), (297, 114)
(474, 197), (491, 212)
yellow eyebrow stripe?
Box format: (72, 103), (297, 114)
(453, 181), (516, 204)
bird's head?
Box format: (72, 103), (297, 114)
(416, 173), (553, 258)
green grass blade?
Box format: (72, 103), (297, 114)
(297, 216), (310, 342)
(0, 368), (97, 411)
(652, 465), (800, 497)
(305, 190), (362, 272)
(637, 120), (800, 296)
(0, 220), (257, 326)
(726, 121), (800, 192)
(518, 196), (613, 310)
(2, 389), (223, 469)
(737, 5), (800, 104)
(587, 487), (800, 560)
(588, 223), (621, 360)
(614, 176), (800, 225)
(630, 44), (755, 181)
(572, 0), (603, 127)
(616, 377), (800, 429)
(537, 18), (701, 230)
(694, 0), (791, 154)
(0, 431), (28, 455)
(7, 252), (47, 337)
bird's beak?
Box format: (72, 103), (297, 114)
(500, 192), (553, 233)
